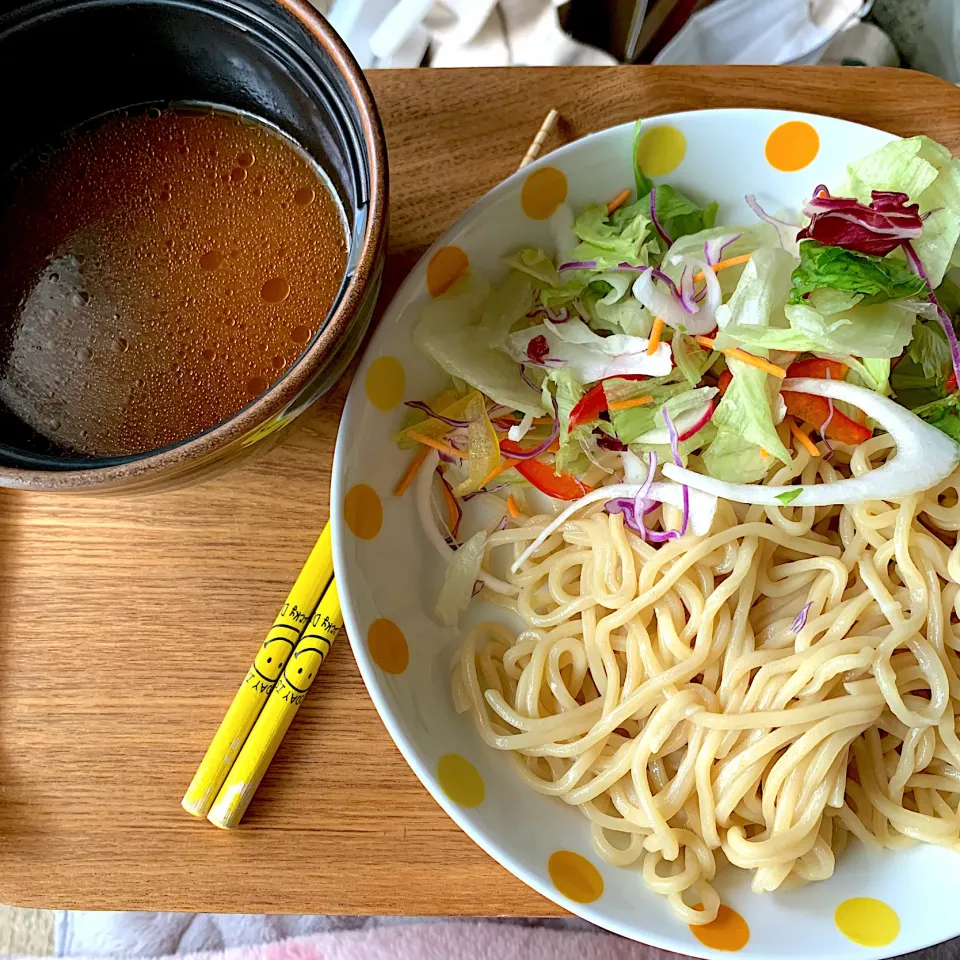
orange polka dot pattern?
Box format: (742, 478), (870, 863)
(766, 120), (820, 172)
(426, 246), (469, 297)
(690, 905), (750, 952)
(547, 851), (603, 904)
(343, 484), (382, 540)
(367, 618), (409, 674)
(520, 167), (567, 220)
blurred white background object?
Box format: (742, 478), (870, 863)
(654, 0), (872, 65)
(326, 0), (615, 68)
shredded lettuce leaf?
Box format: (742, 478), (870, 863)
(414, 270), (543, 416)
(708, 247), (792, 474)
(861, 358), (892, 396)
(716, 247), (927, 360)
(911, 395), (960, 445)
(891, 320), (951, 408)
(477, 270), (535, 347)
(909, 320), (951, 381)
(673, 332), (717, 386)
(632, 120), (654, 199)
(504, 248), (561, 287)
(603, 377), (695, 443)
(548, 369), (591, 474)
(649, 184), (719, 247)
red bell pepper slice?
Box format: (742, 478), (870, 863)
(781, 391), (872, 445)
(500, 439), (591, 500)
(781, 357), (869, 444)
(947, 372), (958, 394)
(721, 364), (871, 445)
(567, 374), (648, 432)
(785, 358), (849, 380)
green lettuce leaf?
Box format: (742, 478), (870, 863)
(632, 120), (654, 199)
(702, 425), (772, 484)
(477, 270), (535, 347)
(603, 377), (690, 443)
(673, 332), (717, 385)
(707, 247), (792, 476)
(722, 300), (923, 360)
(861, 358), (892, 396)
(909, 320), (951, 381)
(843, 135), (960, 288)
(910, 395), (960, 445)
(546, 368), (591, 474)
(648, 184), (718, 246)
(568, 202), (652, 268)
(630, 422), (717, 465)
(787, 241), (926, 307)
(890, 320), (951, 408)
(707, 355), (791, 472)
(504, 248), (560, 287)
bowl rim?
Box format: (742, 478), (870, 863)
(0, 0), (387, 491)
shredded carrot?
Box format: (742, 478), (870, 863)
(759, 447), (769, 460)
(695, 337), (787, 379)
(606, 188), (631, 215)
(406, 430), (466, 460)
(647, 317), (665, 356)
(788, 418), (820, 458)
(439, 473), (460, 530)
(506, 494), (521, 519)
(725, 349), (787, 378)
(693, 254), (753, 283)
(608, 395), (654, 412)
(481, 457), (518, 487)
(394, 444), (430, 497)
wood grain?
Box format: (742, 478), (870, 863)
(0, 66), (958, 915)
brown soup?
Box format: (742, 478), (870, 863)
(0, 105), (348, 458)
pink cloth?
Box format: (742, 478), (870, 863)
(59, 923), (681, 960)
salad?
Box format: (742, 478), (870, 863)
(392, 121), (960, 624)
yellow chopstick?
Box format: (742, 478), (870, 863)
(207, 579), (343, 829)
(181, 523), (333, 818)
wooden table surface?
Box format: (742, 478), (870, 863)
(1, 66), (958, 915)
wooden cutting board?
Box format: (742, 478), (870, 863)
(0, 66), (958, 915)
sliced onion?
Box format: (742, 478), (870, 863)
(417, 449), (513, 594)
(508, 412), (535, 443)
(558, 260), (598, 272)
(704, 233), (742, 266)
(661, 377), (960, 506)
(509, 479), (717, 572)
(745, 194), (799, 251)
(503, 396), (559, 460)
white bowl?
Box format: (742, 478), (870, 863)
(332, 109), (960, 959)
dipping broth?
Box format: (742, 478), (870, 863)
(0, 106), (348, 458)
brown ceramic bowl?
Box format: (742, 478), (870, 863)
(0, 0), (387, 492)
